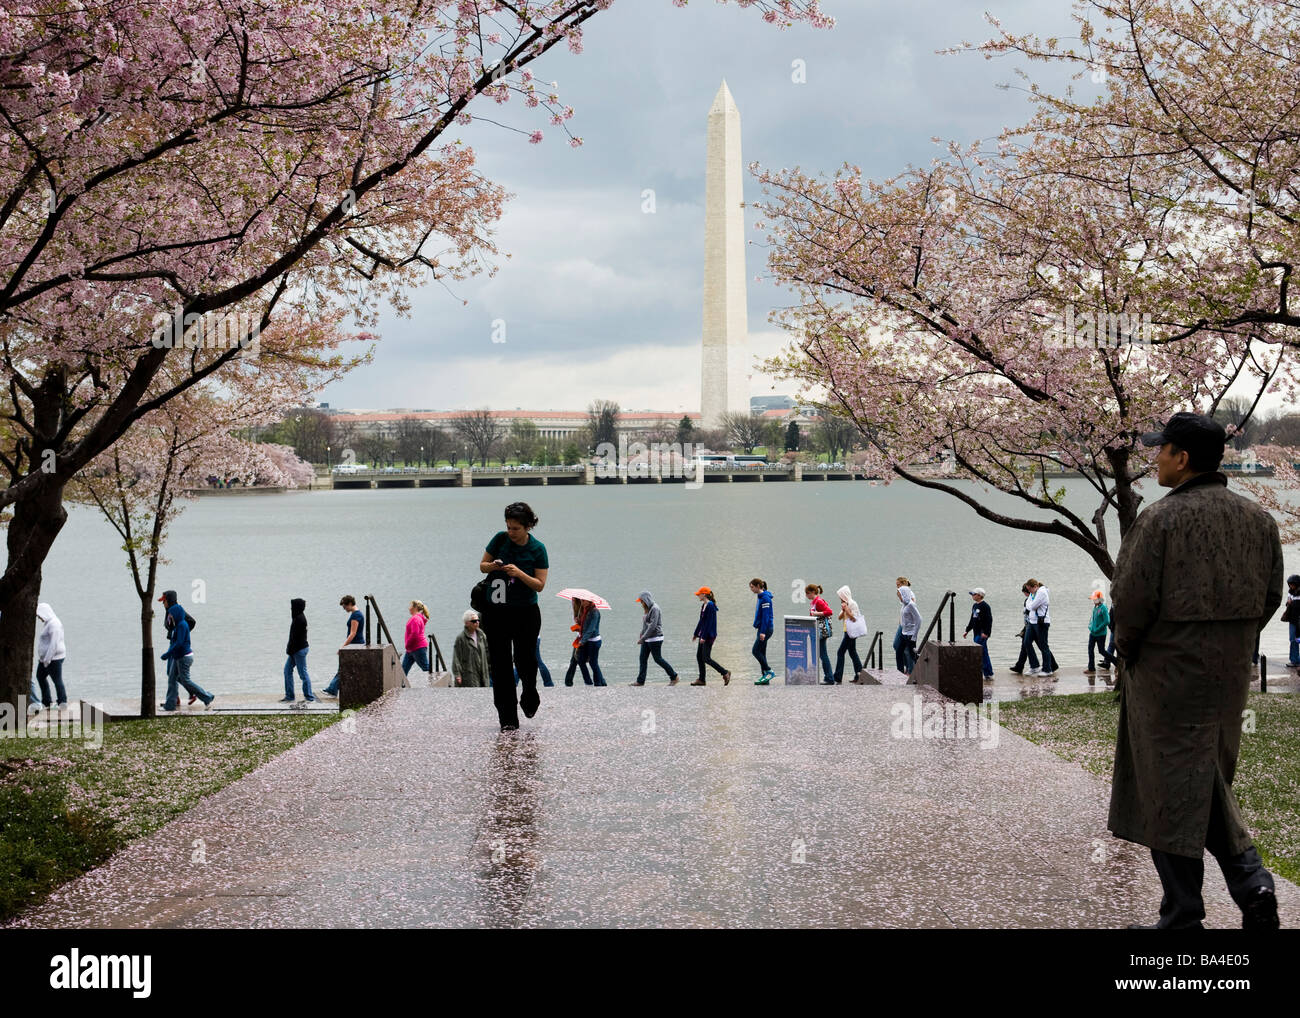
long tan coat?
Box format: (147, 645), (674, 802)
(1108, 472), (1283, 858)
(453, 628), (491, 687)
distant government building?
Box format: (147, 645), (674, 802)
(319, 86), (821, 442)
(323, 397), (813, 442)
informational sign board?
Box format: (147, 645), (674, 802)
(784, 615), (820, 685)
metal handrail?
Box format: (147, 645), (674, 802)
(364, 594), (396, 647)
(865, 630), (884, 669)
(915, 590), (957, 654)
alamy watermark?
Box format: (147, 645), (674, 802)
(593, 436), (704, 490)
(0, 698), (104, 748)
(889, 694), (1000, 749)
(150, 305), (260, 357)
(1044, 306), (1155, 349)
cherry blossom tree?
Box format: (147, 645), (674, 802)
(70, 328), (336, 715)
(0, 0), (831, 707)
(757, 0), (1297, 578)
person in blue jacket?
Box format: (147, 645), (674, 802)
(575, 597), (607, 686)
(750, 578), (775, 684)
(690, 587), (730, 686)
(159, 591), (215, 711)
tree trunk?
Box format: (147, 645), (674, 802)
(0, 478), (68, 710)
(139, 594), (156, 718)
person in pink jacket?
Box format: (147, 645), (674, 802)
(402, 600), (431, 676)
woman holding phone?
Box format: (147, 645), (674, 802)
(478, 502), (548, 730)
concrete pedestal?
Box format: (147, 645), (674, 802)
(910, 641), (983, 703)
(338, 644), (402, 711)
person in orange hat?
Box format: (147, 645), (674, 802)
(690, 587), (730, 686)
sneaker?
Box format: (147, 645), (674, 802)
(304, 696), (317, 703)
(821, 680), (836, 685)
(278, 697), (295, 703)
(764, 670), (775, 682)
(159, 703), (177, 712)
(204, 696), (216, 710)
(1027, 668), (1041, 676)
(755, 674), (772, 685)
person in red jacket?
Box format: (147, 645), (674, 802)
(807, 584), (834, 684)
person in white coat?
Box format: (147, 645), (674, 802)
(34, 602), (67, 709)
(1025, 579), (1057, 675)
(834, 585), (868, 683)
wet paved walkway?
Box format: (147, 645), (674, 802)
(12, 685), (1300, 928)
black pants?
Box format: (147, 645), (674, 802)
(696, 639), (727, 683)
(636, 641), (675, 682)
(834, 634), (862, 682)
(752, 634), (771, 672)
(1012, 622), (1041, 671)
(483, 603), (541, 727)
(1149, 784), (1275, 928)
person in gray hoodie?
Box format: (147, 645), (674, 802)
(896, 584), (923, 675)
(631, 590), (679, 685)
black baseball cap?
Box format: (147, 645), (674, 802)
(1140, 412), (1226, 460)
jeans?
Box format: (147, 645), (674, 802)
(893, 627), (916, 674)
(1031, 621), (1057, 672)
(971, 632), (993, 677)
(817, 633), (834, 682)
(402, 645), (430, 675)
(164, 655), (212, 710)
(515, 638), (554, 687)
(752, 633), (771, 673)
(1012, 621), (1041, 671)
(695, 639), (727, 683)
(636, 641), (676, 683)
(537, 639), (554, 687)
(578, 642), (606, 686)
(1290, 622), (1300, 665)
(1087, 633), (1114, 670)
(284, 647), (314, 700)
(483, 602), (542, 727)
(34, 658), (67, 706)
(834, 634), (861, 682)
(564, 647), (588, 686)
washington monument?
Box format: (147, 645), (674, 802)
(700, 80), (750, 429)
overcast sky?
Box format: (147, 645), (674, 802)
(320, 0), (1084, 413)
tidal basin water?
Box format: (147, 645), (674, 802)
(43, 478), (1299, 703)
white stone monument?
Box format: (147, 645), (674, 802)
(700, 80), (750, 430)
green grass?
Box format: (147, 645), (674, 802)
(0, 714), (338, 921)
(999, 691), (1300, 885)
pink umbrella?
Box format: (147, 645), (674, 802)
(555, 588), (611, 610)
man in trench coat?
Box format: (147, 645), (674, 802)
(1108, 412), (1282, 929)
